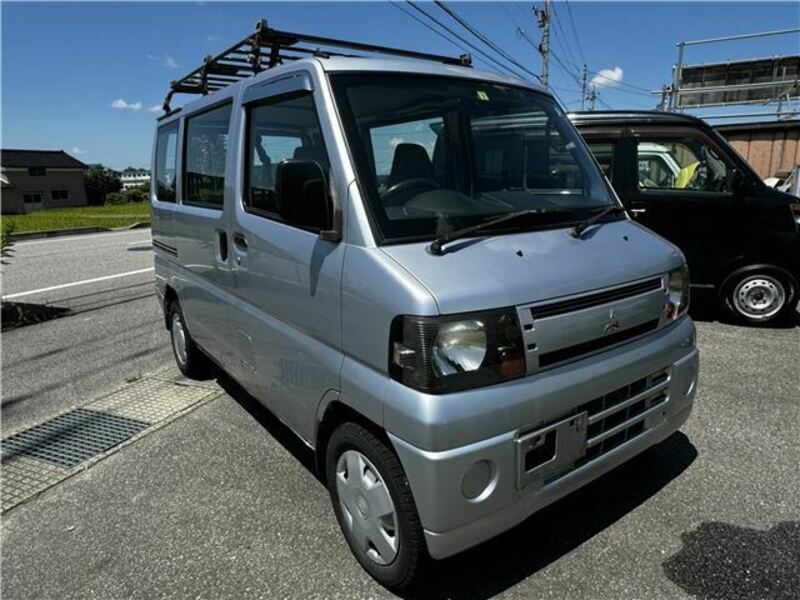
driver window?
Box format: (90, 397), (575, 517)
(636, 137), (730, 193)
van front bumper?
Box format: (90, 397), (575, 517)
(386, 316), (698, 559)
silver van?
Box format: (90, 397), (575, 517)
(151, 22), (698, 589)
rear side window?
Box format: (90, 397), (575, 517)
(154, 121), (178, 203)
(585, 141), (615, 182)
(184, 104), (232, 208)
(245, 94), (329, 221)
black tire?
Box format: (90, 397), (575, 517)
(720, 265), (798, 325)
(325, 422), (426, 590)
(167, 300), (211, 378)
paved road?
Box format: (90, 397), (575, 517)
(2, 232), (798, 598)
(2, 229), (169, 433)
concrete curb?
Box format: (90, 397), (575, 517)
(11, 222), (151, 241)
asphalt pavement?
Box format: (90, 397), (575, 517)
(1, 230), (799, 599)
(2, 229), (170, 433)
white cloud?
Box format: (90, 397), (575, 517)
(148, 104), (163, 113)
(111, 98), (142, 111)
(71, 146), (86, 155)
(591, 67), (624, 89)
(147, 53), (180, 69)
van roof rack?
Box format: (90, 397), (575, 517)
(162, 19), (472, 111)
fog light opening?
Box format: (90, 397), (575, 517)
(462, 459), (496, 502)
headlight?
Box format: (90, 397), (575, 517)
(666, 264), (690, 321)
(390, 309), (525, 393)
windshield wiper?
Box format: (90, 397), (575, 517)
(429, 208), (573, 255)
(569, 205), (627, 239)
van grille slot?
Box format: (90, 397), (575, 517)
(530, 278), (662, 319)
(538, 319), (660, 368)
(544, 369), (669, 485)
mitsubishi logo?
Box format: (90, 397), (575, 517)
(603, 309), (620, 334)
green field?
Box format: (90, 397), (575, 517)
(3, 202), (150, 233)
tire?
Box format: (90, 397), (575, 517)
(167, 300), (211, 378)
(325, 422), (426, 590)
(720, 265), (798, 325)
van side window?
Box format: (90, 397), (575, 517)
(245, 94), (330, 225)
(154, 121), (179, 203)
(637, 137), (730, 193)
(184, 103), (232, 208)
(585, 141), (615, 182)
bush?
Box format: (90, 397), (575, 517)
(105, 192), (127, 205)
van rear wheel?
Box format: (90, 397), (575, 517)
(168, 301), (210, 378)
(720, 266), (797, 325)
(325, 422), (425, 590)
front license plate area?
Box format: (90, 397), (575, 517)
(516, 412), (588, 491)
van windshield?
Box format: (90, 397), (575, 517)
(330, 74), (616, 243)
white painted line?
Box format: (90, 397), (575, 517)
(3, 268), (155, 300)
(15, 230), (151, 247)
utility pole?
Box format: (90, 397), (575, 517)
(589, 87), (597, 111)
(534, 0), (551, 87)
(580, 64), (588, 110)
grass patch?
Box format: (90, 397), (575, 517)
(3, 202), (150, 233)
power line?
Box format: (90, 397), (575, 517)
(562, 0), (587, 65)
(432, 1), (542, 81)
(403, 1), (529, 79)
(550, 2), (580, 70)
(390, 2), (503, 75)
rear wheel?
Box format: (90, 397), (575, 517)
(168, 300), (211, 378)
(325, 422), (425, 590)
(720, 266), (797, 325)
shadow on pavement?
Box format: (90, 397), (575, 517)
(217, 372), (697, 599)
(663, 521), (800, 600)
(216, 373), (322, 483)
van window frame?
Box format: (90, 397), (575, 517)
(182, 99), (233, 211)
(629, 126), (737, 198)
(154, 119), (180, 203)
(241, 89), (331, 234)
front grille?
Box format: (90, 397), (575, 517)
(538, 319), (660, 368)
(530, 277), (662, 319)
(544, 369), (670, 484)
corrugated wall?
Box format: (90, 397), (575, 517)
(721, 126), (800, 179)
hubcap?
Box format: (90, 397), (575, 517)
(733, 275), (786, 320)
(336, 450), (399, 565)
(171, 313), (188, 366)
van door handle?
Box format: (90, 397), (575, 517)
(233, 234), (248, 251)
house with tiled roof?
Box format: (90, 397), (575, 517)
(1, 149), (89, 214)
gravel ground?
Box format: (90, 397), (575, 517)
(2, 317), (798, 600)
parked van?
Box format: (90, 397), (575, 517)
(571, 111), (800, 325)
(151, 23), (698, 589)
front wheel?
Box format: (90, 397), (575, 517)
(720, 266), (798, 325)
(325, 422), (426, 590)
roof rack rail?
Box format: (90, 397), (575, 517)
(162, 19), (472, 111)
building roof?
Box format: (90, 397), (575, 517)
(1, 149), (88, 169)
(715, 119), (800, 134)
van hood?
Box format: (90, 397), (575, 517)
(380, 219), (685, 314)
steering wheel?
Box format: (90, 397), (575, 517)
(381, 178), (440, 206)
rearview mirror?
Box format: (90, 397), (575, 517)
(275, 160), (340, 241)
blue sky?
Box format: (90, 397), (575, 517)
(2, 1), (798, 170)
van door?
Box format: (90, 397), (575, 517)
(620, 127), (743, 286)
(231, 75), (344, 440)
(174, 100), (242, 370)
(151, 119), (180, 256)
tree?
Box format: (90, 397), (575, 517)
(85, 165), (122, 205)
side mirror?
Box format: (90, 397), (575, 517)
(274, 160), (341, 241)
